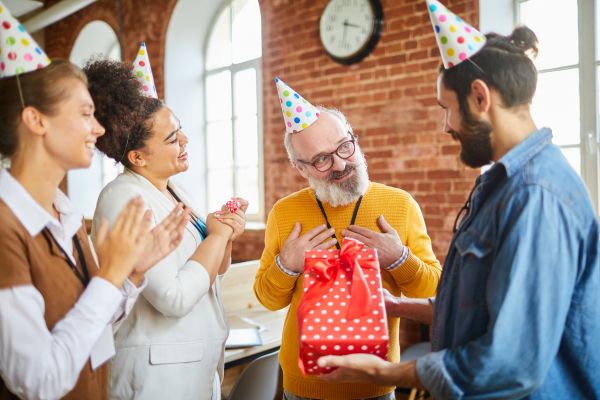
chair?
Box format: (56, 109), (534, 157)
(227, 351), (281, 400)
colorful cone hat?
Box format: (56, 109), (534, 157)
(0, 1), (51, 78)
(133, 42), (158, 98)
(275, 77), (320, 134)
(426, 0), (486, 69)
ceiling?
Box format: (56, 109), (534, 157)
(3, 0), (43, 17)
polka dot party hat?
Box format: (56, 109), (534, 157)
(425, 0), (486, 69)
(0, 1), (51, 78)
(133, 42), (158, 99)
(275, 77), (320, 134)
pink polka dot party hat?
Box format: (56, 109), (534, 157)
(275, 77), (320, 134)
(0, 1), (51, 78)
(133, 42), (158, 99)
(425, 0), (486, 69)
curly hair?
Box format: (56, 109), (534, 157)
(83, 58), (163, 167)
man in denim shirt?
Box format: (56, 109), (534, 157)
(317, 3), (599, 399)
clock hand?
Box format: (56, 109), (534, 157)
(342, 18), (348, 44)
(343, 21), (361, 28)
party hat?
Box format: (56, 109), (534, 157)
(0, 1), (51, 78)
(426, 0), (486, 69)
(275, 77), (320, 134)
(133, 42), (158, 98)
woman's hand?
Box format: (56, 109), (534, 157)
(217, 197), (248, 241)
(128, 204), (190, 285)
(206, 212), (233, 240)
(94, 196), (152, 288)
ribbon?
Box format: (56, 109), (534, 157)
(299, 238), (378, 321)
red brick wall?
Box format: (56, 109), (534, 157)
(43, 0), (177, 99)
(260, 0), (479, 263)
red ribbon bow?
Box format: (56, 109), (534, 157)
(302, 238), (378, 320)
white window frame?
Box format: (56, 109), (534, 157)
(481, 0), (599, 213)
(203, 1), (265, 223)
(515, 0), (598, 213)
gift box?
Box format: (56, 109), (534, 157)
(297, 237), (389, 375)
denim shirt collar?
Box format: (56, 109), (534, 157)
(497, 127), (553, 178)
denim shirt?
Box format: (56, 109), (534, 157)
(416, 128), (600, 399)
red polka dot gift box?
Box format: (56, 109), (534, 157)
(297, 237), (389, 375)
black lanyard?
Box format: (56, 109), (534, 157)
(315, 195), (363, 250)
(167, 187), (207, 239)
(44, 229), (90, 287)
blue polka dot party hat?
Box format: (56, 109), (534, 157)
(275, 77), (320, 134)
(133, 42), (158, 99)
(425, 0), (486, 69)
(0, 1), (51, 78)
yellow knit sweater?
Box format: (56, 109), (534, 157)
(254, 182), (441, 399)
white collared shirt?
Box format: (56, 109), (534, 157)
(0, 169), (144, 399)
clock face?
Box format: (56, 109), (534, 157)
(319, 0), (383, 64)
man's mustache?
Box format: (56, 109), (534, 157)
(328, 164), (355, 181)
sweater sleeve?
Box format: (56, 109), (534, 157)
(253, 205), (299, 311)
(389, 195), (441, 298)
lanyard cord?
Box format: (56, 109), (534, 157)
(44, 229), (90, 287)
(167, 187), (207, 239)
(315, 195), (363, 250)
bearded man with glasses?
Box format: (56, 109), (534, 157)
(253, 78), (441, 400)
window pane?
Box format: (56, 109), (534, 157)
(102, 155), (122, 186)
(234, 115), (258, 167)
(234, 68), (257, 117)
(519, 0), (578, 70)
(207, 169), (234, 212)
(532, 69), (580, 145)
(232, 0), (262, 64)
(67, 151), (104, 219)
(235, 166), (259, 214)
(207, 120), (233, 169)
(560, 147), (581, 175)
(206, 71), (232, 122)
(597, 0), (600, 61)
(206, 7), (232, 70)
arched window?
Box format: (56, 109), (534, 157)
(204, 0), (263, 220)
(68, 21), (122, 218)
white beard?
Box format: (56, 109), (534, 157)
(308, 150), (369, 207)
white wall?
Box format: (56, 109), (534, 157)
(68, 21), (121, 218)
(165, 0), (226, 213)
(479, 0), (514, 34)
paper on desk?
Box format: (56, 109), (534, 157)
(227, 315), (267, 332)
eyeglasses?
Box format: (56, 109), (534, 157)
(296, 134), (356, 172)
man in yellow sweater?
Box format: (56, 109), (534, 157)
(254, 78), (441, 400)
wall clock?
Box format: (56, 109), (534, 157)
(319, 0), (384, 65)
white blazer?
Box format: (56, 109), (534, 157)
(92, 169), (229, 400)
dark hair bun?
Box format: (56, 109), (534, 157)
(509, 26), (539, 58)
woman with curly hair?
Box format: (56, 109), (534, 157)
(84, 58), (247, 400)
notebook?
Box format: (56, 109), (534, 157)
(225, 328), (263, 349)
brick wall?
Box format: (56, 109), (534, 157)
(44, 0), (177, 99)
(260, 0), (479, 264)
